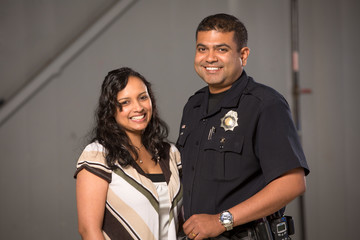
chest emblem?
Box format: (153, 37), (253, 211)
(220, 110), (238, 131)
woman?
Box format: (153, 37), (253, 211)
(75, 67), (183, 240)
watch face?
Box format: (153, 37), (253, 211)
(220, 211), (232, 224)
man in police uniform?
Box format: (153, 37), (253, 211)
(176, 13), (310, 239)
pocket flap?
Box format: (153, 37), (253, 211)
(204, 133), (244, 154)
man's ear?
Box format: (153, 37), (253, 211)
(240, 47), (250, 66)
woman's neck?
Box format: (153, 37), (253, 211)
(127, 132), (143, 148)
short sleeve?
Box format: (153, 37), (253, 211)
(256, 97), (309, 184)
(169, 144), (182, 170)
(74, 142), (112, 183)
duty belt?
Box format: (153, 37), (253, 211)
(210, 212), (295, 240)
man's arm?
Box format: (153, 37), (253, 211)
(182, 167), (306, 239)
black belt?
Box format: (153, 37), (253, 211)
(183, 211), (292, 240)
(209, 210), (293, 240)
(210, 222), (257, 240)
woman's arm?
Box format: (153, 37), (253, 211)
(76, 169), (109, 240)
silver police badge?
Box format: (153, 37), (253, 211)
(220, 110), (238, 131)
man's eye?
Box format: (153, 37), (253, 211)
(218, 48), (228, 52)
(197, 48), (206, 52)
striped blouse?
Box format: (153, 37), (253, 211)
(75, 142), (183, 240)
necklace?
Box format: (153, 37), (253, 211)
(134, 144), (144, 151)
(134, 144), (144, 164)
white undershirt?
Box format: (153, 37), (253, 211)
(153, 181), (170, 240)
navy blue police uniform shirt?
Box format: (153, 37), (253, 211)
(176, 71), (310, 220)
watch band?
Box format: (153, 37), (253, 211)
(219, 210), (234, 231)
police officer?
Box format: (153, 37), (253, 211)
(176, 13), (310, 240)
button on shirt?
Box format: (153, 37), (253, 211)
(176, 71), (309, 220)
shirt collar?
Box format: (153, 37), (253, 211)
(192, 71), (250, 116)
(219, 70), (249, 109)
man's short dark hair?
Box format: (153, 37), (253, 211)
(196, 13), (248, 51)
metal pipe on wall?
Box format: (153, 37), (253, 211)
(290, 0), (308, 239)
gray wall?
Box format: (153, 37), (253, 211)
(299, 0), (360, 239)
(0, 0), (359, 239)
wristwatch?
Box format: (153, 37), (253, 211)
(219, 210), (234, 231)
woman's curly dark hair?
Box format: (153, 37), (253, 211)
(91, 67), (169, 169)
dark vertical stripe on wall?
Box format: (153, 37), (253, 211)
(290, 0), (307, 240)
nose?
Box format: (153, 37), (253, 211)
(206, 50), (218, 63)
(133, 100), (144, 112)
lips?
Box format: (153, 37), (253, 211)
(130, 114), (145, 120)
(206, 67), (220, 70)
(204, 66), (222, 73)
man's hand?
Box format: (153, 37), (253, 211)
(183, 214), (225, 239)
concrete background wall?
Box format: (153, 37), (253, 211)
(0, 0), (359, 239)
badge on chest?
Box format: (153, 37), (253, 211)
(220, 110), (238, 131)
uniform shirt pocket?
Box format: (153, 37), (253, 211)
(201, 133), (244, 181)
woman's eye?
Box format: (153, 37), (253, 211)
(140, 95), (149, 100)
(119, 100), (129, 105)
